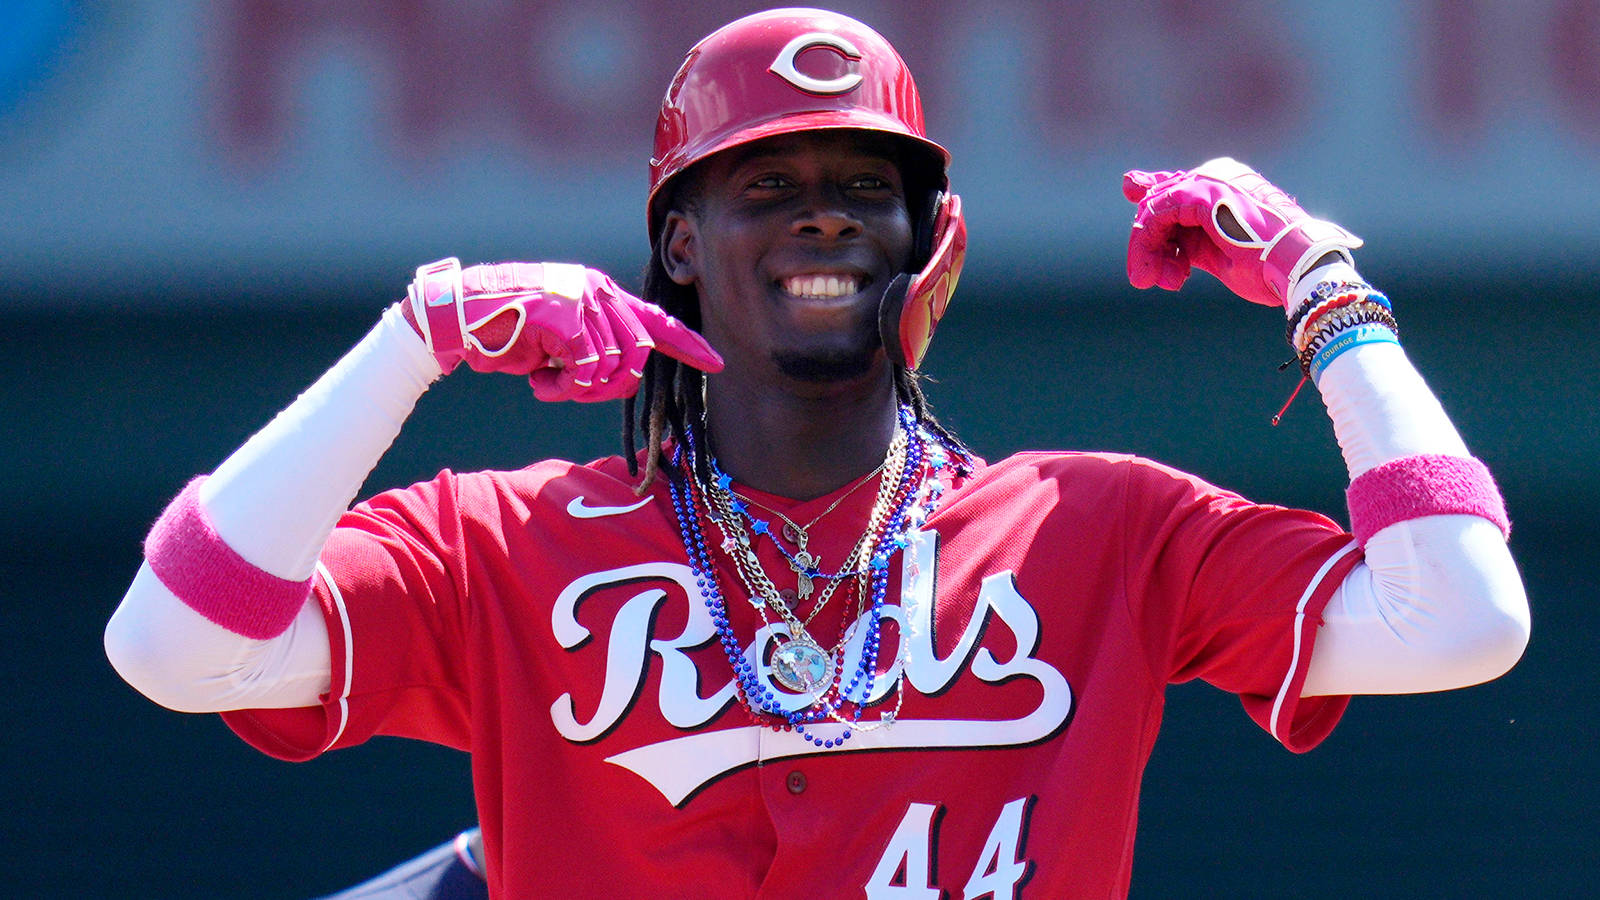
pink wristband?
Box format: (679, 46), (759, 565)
(144, 477), (314, 639)
(1346, 454), (1510, 547)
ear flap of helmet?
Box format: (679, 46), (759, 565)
(879, 192), (966, 371)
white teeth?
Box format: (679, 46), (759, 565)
(783, 275), (859, 298)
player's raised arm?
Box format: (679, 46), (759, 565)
(104, 261), (720, 713)
(1122, 159), (1528, 695)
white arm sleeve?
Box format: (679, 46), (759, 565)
(105, 564), (336, 712)
(104, 305), (443, 711)
(1298, 264), (1529, 696)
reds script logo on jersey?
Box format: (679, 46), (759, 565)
(548, 527), (1073, 807)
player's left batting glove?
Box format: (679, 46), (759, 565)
(402, 258), (722, 402)
(1122, 158), (1362, 308)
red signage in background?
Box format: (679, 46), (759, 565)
(1034, 0), (1305, 156)
(1549, 0), (1600, 138)
(8, 0), (1600, 304)
(210, 0), (1600, 171)
(1422, 0), (1486, 145)
(204, 0), (1321, 171)
(1422, 0), (1600, 149)
(207, 0), (935, 168)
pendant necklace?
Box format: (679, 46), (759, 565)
(700, 429), (907, 692)
(669, 406), (972, 748)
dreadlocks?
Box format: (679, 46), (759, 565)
(622, 248), (707, 492)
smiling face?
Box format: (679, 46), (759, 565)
(660, 130), (915, 386)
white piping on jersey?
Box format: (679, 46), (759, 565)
(1268, 540), (1360, 741)
(565, 496), (652, 519)
(318, 560), (355, 750)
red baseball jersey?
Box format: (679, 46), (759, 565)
(223, 451), (1362, 899)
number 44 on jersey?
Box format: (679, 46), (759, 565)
(866, 797), (1034, 899)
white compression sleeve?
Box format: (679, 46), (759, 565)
(1306, 515), (1528, 695)
(105, 564), (336, 712)
(105, 306), (442, 711)
(1298, 266), (1528, 696)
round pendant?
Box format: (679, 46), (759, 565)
(770, 636), (834, 693)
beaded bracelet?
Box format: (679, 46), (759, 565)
(1297, 277), (1391, 314)
(1286, 279), (1375, 341)
(1290, 284), (1393, 353)
(1273, 279), (1400, 425)
(1300, 302), (1397, 361)
(1292, 293), (1365, 350)
(1298, 301), (1399, 376)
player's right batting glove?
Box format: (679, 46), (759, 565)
(1122, 158), (1362, 308)
(402, 258), (722, 402)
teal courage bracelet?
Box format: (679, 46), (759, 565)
(1308, 322), (1400, 383)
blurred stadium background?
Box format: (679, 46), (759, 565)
(4, 1), (1595, 897)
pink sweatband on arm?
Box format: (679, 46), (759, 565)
(144, 477), (315, 639)
(1346, 454), (1510, 547)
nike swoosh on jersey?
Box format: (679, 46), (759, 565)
(566, 496), (652, 519)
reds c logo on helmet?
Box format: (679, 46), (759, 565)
(768, 32), (864, 95)
(647, 8), (967, 371)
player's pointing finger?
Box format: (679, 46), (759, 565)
(635, 304), (724, 373)
(1122, 169), (1179, 203)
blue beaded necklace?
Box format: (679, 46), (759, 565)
(669, 404), (966, 748)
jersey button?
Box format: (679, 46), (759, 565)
(786, 770), (807, 795)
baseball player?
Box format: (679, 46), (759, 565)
(106, 8), (1528, 898)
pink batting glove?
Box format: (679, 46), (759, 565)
(403, 258), (722, 402)
(1122, 158), (1362, 307)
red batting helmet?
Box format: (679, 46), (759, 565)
(648, 8), (965, 371)
(647, 7), (950, 235)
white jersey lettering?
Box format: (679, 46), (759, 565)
(866, 797), (1036, 899)
(549, 531), (1074, 805)
(549, 563), (736, 740)
(962, 797), (1033, 900)
(866, 802), (942, 900)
